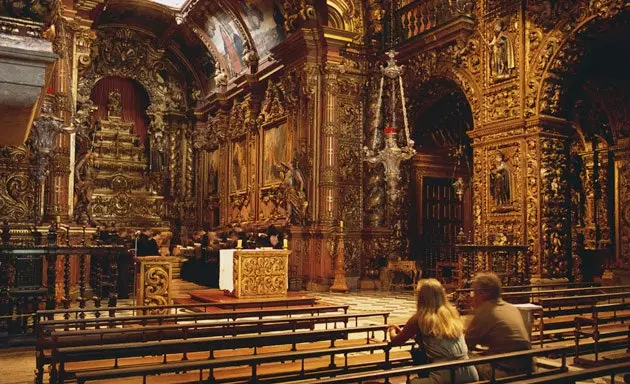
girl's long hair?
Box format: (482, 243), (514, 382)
(415, 278), (464, 339)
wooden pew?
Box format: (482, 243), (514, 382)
(280, 345), (576, 384)
(53, 324), (389, 383)
(509, 360), (630, 384)
(574, 303), (630, 366)
(502, 284), (630, 304)
(455, 281), (600, 296)
(535, 291), (630, 345)
(36, 296), (319, 322)
(74, 341), (414, 384)
(37, 304), (349, 333)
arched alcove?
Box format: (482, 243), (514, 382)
(408, 78), (474, 280)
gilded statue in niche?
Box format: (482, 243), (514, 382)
(207, 150), (219, 196)
(107, 90), (122, 118)
(489, 20), (515, 80)
(490, 151), (512, 208)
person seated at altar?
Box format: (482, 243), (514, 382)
(465, 272), (532, 380)
(136, 228), (159, 256)
(388, 279), (478, 384)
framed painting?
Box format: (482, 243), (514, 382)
(231, 138), (247, 192)
(207, 150), (219, 195)
(262, 121), (290, 185)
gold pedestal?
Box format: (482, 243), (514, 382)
(331, 230), (349, 292)
(230, 250), (290, 298)
(135, 256), (176, 314)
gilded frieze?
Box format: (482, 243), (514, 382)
(485, 85), (520, 122)
(617, 155), (630, 265)
(0, 173), (37, 223)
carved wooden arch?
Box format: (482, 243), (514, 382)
(77, 27), (188, 114)
(536, 3), (630, 119)
(326, 0), (364, 33)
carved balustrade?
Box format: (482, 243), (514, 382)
(455, 244), (529, 288)
(0, 225), (125, 344)
(395, 0), (475, 43)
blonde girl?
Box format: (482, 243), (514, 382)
(389, 279), (478, 384)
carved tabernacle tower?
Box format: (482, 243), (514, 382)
(90, 91), (166, 228)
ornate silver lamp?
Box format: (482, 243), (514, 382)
(364, 50), (416, 203)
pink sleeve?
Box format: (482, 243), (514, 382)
(391, 315), (419, 347)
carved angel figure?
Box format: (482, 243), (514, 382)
(107, 90), (122, 118)
(74, 150), (98, 224)
(280, 160), (308, 225)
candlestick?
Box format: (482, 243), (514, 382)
(236, 239), (242, 249)
(283, 238), (288, 249)
(340, 220), (344, 229)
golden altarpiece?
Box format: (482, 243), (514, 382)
(0, 0), (629, 302)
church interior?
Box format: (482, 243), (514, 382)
(1, 0), (630, 382)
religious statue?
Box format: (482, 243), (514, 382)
(490, 151), (511, 206)
(74, 150), (98, 224)
(242, 40), (259, 72)
(489, 20), (515, 80)
(107, 90), (122, 118)
(279, 159), (309, 225)
(214, 67), (228, 88)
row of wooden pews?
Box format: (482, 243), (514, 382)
(36, 298), (408, 384)
(35, 282), (630, 384)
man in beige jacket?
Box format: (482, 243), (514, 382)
(465, 272), (532, 379)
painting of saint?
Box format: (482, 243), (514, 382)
(263, 123), (290, 185)
(207, 150), (219, 195)
(232, 140), (246, 192)
(206, 12), (245, 76)
(236, 0), (285, 56)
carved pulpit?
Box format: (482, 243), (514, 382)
(89, 90), (165, 227)
(219, 249), (290, 298)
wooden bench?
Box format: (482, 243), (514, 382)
(574, 304), (630, 366)
(74, 341), (415, 384)
(509, 360), (630, 383)
(53, 324), (389, 383)
(37, 310), (387, 383)
(502, 284), (630, 303)
(36, 296), (320, 322)
(281, 345), (576, 384)
(37, 304), (349, 333)
(455, 282), (600, 296)
(535, 291), (630, 345)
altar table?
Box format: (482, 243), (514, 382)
(219, 249), (290, 298)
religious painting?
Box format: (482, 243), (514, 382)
(207, 150), (219, 195)
(263, 122), (290, 185)
(231, 139), (247, 192)
(204, 11), (245, 76)
(236, 0), (286, 56)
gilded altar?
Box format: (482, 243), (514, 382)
(220, 249), (290, 299)
(135, 256), (176, 314)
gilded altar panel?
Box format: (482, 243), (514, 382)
(232, 250), (289, 298)
(135, 256), (174, 315)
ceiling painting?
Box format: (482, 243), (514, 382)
(236, 0), (285, 57)
(204, 10), (245, 76)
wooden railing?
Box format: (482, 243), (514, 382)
(0, 226), (126, 345)
(456, 244), (529, 288)
(395, 0), (475, 43)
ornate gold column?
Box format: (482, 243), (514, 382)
(319, 69), (339, 225)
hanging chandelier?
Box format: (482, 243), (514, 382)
(364, 50), (416, 203)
